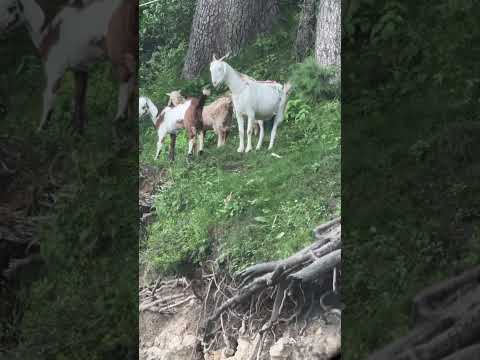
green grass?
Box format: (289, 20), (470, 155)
(139, 0), (340, 282)
(342, 1), (480, 358)
(1, 33), (137, 359)
(140, 74), (340, 276)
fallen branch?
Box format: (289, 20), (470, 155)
(155, 295), (196, 314)
(367, 266), (480, 360)
(288, 250), (341, 282)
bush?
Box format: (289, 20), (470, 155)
(290, 58), (340, 102)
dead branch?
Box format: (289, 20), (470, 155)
(288, 250), (341, 282)
(367, 266), (480, 360)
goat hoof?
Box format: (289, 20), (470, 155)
(237, 147), (244, 153)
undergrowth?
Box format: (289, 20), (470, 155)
(140, 1), (340, 277)
(342, 1), (480, 358)
(1, 32), (137, 359)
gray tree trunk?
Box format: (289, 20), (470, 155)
(182, 0), (279, 80)
(294, 0), (317, 61)
(315, 0), (341, 68)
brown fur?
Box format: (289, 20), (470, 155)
(38, 20), (61, 60)
(183, 97), (206, 154)
(167, 92), (233, 147)
(201, 96), (233, 147)
(154, 111), (165, 129)
(55, 0), (138, 130)
(106, 0), (137, 83)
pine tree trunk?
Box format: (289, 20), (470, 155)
(294, 0), (317, 61)
(182, 0), (279, 80)
(315, 0), (341, 68)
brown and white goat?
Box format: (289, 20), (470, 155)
(183, 88), (211, 156)
(0, 0), (138, 133)
(167, 91), (234, 148)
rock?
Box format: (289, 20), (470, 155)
(207, 336), (255, 360)
(293, 317), (341, 360)
(270, 337), (295, 359)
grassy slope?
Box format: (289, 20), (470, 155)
(342, 2), (480, 358)
(139, 6), (341, 276)
(1, 33), (137, 358)
(141, 99), (340, 275)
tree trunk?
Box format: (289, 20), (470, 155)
(315, 0), (341, 68)
(182, 0), (279, 80)
(294, 0), (317, 61)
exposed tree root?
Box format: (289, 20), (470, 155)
(195, 217), (342, 359)
(367, 265), (480, 360)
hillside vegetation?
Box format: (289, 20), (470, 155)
(139, 2), (341, 277)
(343, 1), (480, 358)
(1, 32), (137, 359)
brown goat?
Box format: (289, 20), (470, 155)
(167, 91), (234, 148)
(201, 96), (234, 147)
(183, 87), (211, 156)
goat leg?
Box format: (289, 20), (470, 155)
(72, 70), (89, 131)
(245, 116), (255, 153)
(168, 133), (176, 161)
(37, 72), (63, 132)
(198, 130), (205, 154)
(256, 121), (265, 150)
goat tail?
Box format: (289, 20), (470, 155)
(283, 81), (293, 96)
(277, 81), (293, 117)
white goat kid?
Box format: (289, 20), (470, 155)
(154, 101), (192, 160)
(139, 96), (159, 122)
(210, 53), (292, 153)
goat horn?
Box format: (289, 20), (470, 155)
(213, 53), (217, 61)
(219, 52), (231, 61)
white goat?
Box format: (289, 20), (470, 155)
(139, 95), (191, 161)
(210, 53), (292, 152)
(139, 96), (159, 123)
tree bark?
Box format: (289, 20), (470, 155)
(315, 0), (341, 67)
(294, 0), (317, 61)
(182, 0), (279, 79)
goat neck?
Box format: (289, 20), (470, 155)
(224, 63), (246, 95)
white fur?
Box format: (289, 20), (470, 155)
(0, 1), (25, 34)
(0, 0), (128, 131)
(210, 56), (291, 152)
(139, 96), (158, 121)
(154, 100), (191, 160)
